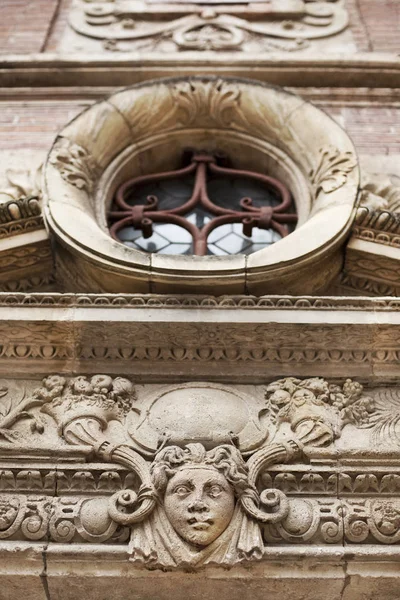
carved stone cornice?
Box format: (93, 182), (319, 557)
(0, 294), (397, 381)
(0, 292), (398, 310)
(1, 54), (400, 89)
(0, 274), (55, 293)
(0, 198), (44, 240)
(0, 234), (52, 291)
(0, 160), (51, 291)
(353, 207), (400, 249)
(343, 172), (400, 296)
(344, 234), (400, 297)
(6, 543), (400, 599)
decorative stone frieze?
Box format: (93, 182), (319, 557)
(65, 0), (351, 55)
(0, 293), (398, 381)
(0, 374), (399, 572)
(360, 172), (400, 214)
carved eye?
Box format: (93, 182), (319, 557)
(174, 485), (191, 497)
(208, 485), (223, 498)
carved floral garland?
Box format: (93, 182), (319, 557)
(0, 374), (391, 567)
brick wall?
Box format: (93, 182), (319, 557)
(346, 0), (371, 52)
(324, 105), (400, 156)
(357, 0), (400, 52)
(0, 97), (399, 157)
(0, 1), (399, 156)
(45, 0), (71, 53)
(0, 0), (59, 55)
(0, 101), (89, 150)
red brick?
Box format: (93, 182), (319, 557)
(0, 0), (59, 54)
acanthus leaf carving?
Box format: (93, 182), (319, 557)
(361, 388), (400, 445)
(359, 171), (400, 213)
(172, 78), (242, 128)
(309, 146), (357, 196)
(0, 164), (43, 204)
(49, 139), (100, 194)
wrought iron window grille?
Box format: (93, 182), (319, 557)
(109, 151), (297, 256)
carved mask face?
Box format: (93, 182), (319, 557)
(164, 466), (235, 547)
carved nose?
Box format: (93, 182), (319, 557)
(188, 500), (208, 513)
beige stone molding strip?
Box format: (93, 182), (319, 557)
(1, 53), (400, 88)
(4, 542), (400, 600)
(0, 293), (398, 310)
(0, 293), (398, 381)
(1, 87), (400, 105)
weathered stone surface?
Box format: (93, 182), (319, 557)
(44, 77), (359, 295)
(1, 2), (400, 596)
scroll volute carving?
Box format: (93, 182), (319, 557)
(19, 375), (374, 567)
(39, 375), (157, 526)
(68, 0), (349, 53)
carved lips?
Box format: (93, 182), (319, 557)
(164, 467), (235, 547)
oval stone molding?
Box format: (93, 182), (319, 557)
(44, 77), (360, 294)
(126, 382), (273, 456)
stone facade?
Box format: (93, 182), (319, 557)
(0, 1), (400, 598)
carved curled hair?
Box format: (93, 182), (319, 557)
(151, 443), (258, 504)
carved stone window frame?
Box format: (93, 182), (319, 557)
(44, 77), (359, 295)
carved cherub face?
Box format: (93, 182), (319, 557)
(164, 465), (235, 547)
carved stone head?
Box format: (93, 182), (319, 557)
(151, 443), (250, 547)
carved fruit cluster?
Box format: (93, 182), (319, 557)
(265, 377), (374, 444)
(36, 374), (136, 419)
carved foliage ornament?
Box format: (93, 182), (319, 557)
(0, 164), (44, 238)
(49, 139), (100, 194)
(0, 375), (382, 568)
(309, 147), (357, 197)
(0, 164), (43, 204)
(68, 0), (349, 52)
(45, 77), (359, 295)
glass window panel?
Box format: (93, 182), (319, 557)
(160, 243), (193, 255)
(134, 232), (169, 252)
(215, 232), (252, 254)
(110, 152), (296, 256)
(208, 243), (229, 256)
(117, 226), (144, 242)
(207, 223), (233, 243)
(154, 223), (192, 244)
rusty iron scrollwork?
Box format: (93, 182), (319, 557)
(109, 152), (297, 256)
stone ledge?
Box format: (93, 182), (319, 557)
(0, 294), (396, 381)
(1, 53), (400, 88)
(1, 543), (400, 600)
